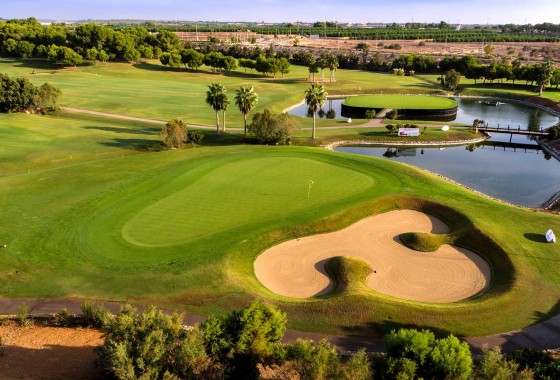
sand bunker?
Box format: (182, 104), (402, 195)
(254, 210), (490, 302)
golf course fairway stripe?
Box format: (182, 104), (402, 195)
(122, 157), (374, 247)
(254, 210), (490, 302)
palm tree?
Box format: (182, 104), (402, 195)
(221, 91), (230, 132)
(206, 83), (226, 134)
(235, 87), (259, 136)
(308, 62), (319, 83)
(305, 83), (327, 139)
(327, 55), (339, 83)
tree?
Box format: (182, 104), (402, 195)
(96, 305), (218, 380)
(35, 82), (62, 112)
(160, 50), (181, 68)
(385, 328), (473, 380)
(180, 48), (204, 70)
(484, 43), (495, 57)
(537, 60), (555, 96)
(285, 339), (341, 380)
(327, 54), (339, 83)
(97, 49), (109, 63)
(444, 69), (461, 91)
(235, 86), (259, 136)
(342, 348), (371, 380)
(472, 118), (485, 133)
(249, 109), (298, 145)
(160, 118), (187, 149)
(476, 346), (527, 380)
(202, 300), (287, 380)
(85, 47), (99, 62)
(305, 83), (327, 139)
(205, 83), (227, 134)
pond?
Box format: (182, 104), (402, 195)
(288, 96), (560, 208)
(335, 143), (560, 207)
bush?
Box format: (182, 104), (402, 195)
(249, 109), (299, 145)
(80, 301), (111, 328)
(160, 118), (187, 149)
(365, 109), (376, 119)
(202, 300), (287, 380)
(97, 305), (219, 380)
(386, 109), (399, 120)
(186, 129), (205, 145)
(285, 339), (341, 380)
(385, 328), (472, 380)
(17, 304), (30, 327)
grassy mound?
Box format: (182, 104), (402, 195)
(324, 256), (372, 296)
(399, 232), (454, 252)
(343, 95), (458, 110)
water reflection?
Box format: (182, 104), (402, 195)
(336, 144), (560, 207)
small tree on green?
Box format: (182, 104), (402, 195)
(160, 118), (187, 149)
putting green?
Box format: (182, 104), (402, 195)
(122, 157), (374, 246)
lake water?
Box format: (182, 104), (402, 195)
(295, 96), (560, 207)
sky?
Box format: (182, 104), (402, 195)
(1, 0), (559, 24)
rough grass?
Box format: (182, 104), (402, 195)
(324, 256), (373, 296)
(343, 95), (458, 110)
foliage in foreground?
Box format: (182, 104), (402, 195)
(85, 302), (560, 379)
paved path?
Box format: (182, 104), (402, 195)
(1, 297), (559, 353)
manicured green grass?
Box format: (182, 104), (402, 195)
(1, 59), (560, 338)
(343, 94), (458, 110)
(0, 59), (446, 129)
(1, 112), (560, 338)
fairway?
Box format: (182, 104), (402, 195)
(122, 157), (373, 246)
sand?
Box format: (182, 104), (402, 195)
(254, 210), (490, 302)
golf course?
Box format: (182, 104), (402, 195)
(1, 57), (560, 338)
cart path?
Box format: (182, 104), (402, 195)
(60, 106), (393, 131)
(1, 297), (559, 353)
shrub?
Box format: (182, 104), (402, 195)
(393, 68), (405, 76)
(97, 305), (219, 380)
(285, 339), (341, 380)
(186, 129), (205, 145)
(364, 109), (376, 119)
(160, 118), (187, 149)
(418, 41), (426, 47)
(202, 300), (287, 380)
(385, 328), (473, 380)
(386, 109), (399, 120)
(249, 109), (299, 145)
(80, 301), (111, 328)
(17, 304), (30, 327)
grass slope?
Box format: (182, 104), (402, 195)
(343, 94), (458, 110)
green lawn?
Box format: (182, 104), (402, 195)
(1, 111), (560, 338)
(1, 59), (560, 338)
(0, 59), (446, 129)
(343, 94), (458, 110)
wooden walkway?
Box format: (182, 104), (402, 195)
(478, 125), (550, 136)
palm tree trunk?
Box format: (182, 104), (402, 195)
(216, 111), (220, 135)
(222, 110), (226, 131)
(312, 113), (316, 139)
(243, 113), (247, 136)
